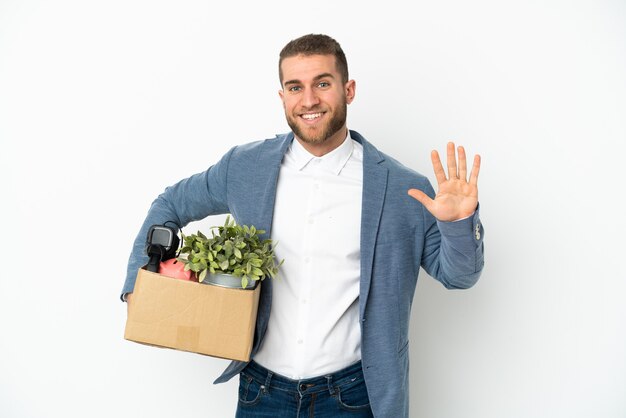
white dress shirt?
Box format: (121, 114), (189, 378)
(253, 132), (364, 379)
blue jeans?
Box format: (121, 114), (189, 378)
(235, 360), (374, 418)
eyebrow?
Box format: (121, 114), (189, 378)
(283, 72), (336, 86)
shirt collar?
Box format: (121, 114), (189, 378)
(289, 131), (355, 176)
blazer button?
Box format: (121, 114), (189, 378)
(475, 224), (481, 240)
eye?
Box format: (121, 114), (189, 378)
(318, 81), (330, 88)
(288, 86), (302, 92)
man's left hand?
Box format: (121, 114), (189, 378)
(408, 142), (481, 222)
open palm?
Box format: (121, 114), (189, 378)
(408, 142), (480, 222)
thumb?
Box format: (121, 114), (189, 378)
(407, 188), (433, 210)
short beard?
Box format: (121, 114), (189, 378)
(286, 100), (347, 145)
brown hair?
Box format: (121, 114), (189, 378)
(279, 34), (349, 85)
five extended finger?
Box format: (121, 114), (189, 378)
(431, 150), (447, 184)
(469, 154), (481, 186)
(458, 146), (467, 181)
(446, 142), (457, 179)
(407, 188), (434, 212)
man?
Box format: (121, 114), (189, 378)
(122, 34), (484, 418)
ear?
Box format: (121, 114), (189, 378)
(345, 79), (356, 104)
(278, 88), (285, 106)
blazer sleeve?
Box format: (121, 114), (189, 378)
(419, 179), (485, 289)
(120, 146), (235, 299)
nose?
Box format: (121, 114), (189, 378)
(301, 87), (320, 108)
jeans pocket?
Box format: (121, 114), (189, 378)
(335, 376), (371, 411)
(238, 372), (264, 406)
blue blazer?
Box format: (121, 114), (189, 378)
(122, 130), (484, 417)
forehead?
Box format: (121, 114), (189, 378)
(281, 54), (339, 83)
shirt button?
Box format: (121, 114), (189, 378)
(308, 218), (314, 224)
(304, 257), (310, 263)
(297, 339), (303, 344)
(301, 299), (307, 304)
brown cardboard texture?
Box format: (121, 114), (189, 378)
(124, 268), (260, 361)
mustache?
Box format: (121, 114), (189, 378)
(296, 106), (325, 114)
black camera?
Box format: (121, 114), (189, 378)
(145, 224), (180, 272)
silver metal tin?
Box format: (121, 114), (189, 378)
(200, 273), (259, 290)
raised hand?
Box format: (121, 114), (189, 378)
(408, 142), (480, 222)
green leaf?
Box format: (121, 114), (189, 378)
(199, 269), (208, 282)
(241, 276), (249, 289)
(174, 217), (283, 282)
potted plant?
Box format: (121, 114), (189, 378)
(177, 215), (283, 289)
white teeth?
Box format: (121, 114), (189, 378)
(302, 113), (322, 120)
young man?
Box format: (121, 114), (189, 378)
(122, 34), (484, 418)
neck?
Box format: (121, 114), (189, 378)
(295, 127), (348, 157)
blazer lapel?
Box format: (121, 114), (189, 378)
(351, 131), (388, 321)
(250, 132), (294, 237)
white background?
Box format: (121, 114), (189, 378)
(1, 1), (625, 417)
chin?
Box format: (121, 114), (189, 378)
(299, 132), (329, 144)
(291, 124), (329, 144)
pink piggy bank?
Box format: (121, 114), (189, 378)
(158, 258), (196, 281)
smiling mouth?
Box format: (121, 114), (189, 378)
(300, 112), (324, 121)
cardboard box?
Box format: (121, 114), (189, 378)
(124, 268), (260, 361)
